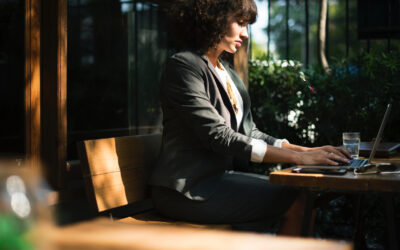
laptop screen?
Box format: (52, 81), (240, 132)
(367, 104), (392, 163)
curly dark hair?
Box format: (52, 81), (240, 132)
(165, 0), (257, 52)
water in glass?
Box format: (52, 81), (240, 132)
(343, 138), (360, 159)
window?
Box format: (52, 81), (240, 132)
(67, 0), (170, 159)
(251, 0), (399, 64)
(358, 0), (400, 39)
(0, 0), (25, 157)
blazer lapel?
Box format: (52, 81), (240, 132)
(200, 55), (238, 131)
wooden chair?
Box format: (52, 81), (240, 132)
(77, 133), (231, 229)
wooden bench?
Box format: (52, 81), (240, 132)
(77, 133), (231, 229)
(48, 217), (353, 250)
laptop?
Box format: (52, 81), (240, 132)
(297, 103), (392, 170)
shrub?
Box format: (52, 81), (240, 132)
(249, 50), (400, 148)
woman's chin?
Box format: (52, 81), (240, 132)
(225, 47), (238, 54)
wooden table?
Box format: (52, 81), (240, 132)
(39, 218), (352, 250)
(269, 155), (400, 250)
(269, 165), (400, 193)
(270, 155), (400, 192)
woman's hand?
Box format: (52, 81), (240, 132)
(308, 145), (352, 160)
(297, 149), (351, 166)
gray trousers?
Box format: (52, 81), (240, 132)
(151, 171), (298, 232)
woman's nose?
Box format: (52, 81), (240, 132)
(240, 26), (249, 39)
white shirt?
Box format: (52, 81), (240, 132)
(214, 62), (288, 163)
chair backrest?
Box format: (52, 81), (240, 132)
(78, 134), (162, 213)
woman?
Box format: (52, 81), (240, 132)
(150, 0), (350, 234)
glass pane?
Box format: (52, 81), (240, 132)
(288, 0), (305, 63)
(268, 0), (285, 60)
(67, 0), (169, 159)
(307, 0), (319, 65)
(250, 0), (269, 59)
(0, 0), (25, 157)
(327, 0), (346, 61)
(358, 0), (400, 40)
(132, 3), (167, 134)
(348, 0), (365, 57)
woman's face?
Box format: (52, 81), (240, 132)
(218, 15), (249, 54)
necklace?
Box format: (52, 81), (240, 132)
(216, 60), (239, 114)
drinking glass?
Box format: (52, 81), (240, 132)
(342, 132), (360, 159)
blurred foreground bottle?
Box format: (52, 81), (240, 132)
(0, 159), (53, 250)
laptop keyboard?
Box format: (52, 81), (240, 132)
(337, 159), (368, 168)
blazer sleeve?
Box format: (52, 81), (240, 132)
(161, 56), (253, 160)
(248, 113), (278, 145)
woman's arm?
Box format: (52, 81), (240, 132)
(262, 141), (351, 165)
(263, 145), (351, 166)
(282, 141), (351, 158)
(281, 141), (309, 152)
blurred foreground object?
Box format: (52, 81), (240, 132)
(0, 161), (53, 250)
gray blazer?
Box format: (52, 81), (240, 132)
(149, 50), (278, 200)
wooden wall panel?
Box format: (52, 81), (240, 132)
(25, 0), (41, 171)
(57, 0), (68, 189)
(41, 0), (68, 189)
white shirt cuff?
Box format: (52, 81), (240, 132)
(250, 139), (267, 163)
(273, 139), (289, 148)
